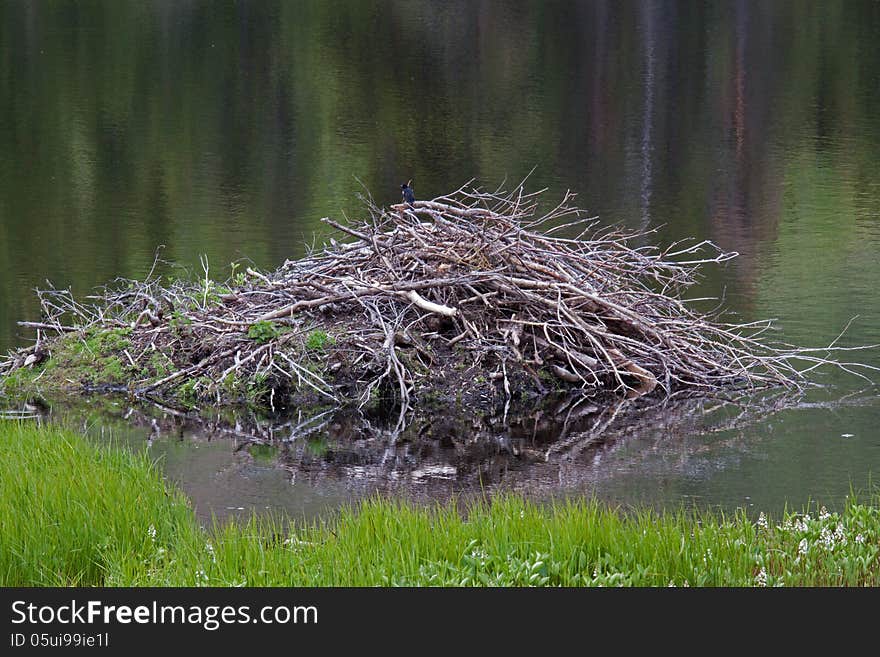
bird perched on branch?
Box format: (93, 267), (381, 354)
(401, 180), (415, 206)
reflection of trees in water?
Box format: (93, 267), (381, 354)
(4, 0), (879, 366)
(706, 0), (785, 301)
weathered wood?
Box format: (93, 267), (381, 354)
(3, 181), (874, 411)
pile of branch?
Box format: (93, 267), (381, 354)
(2, 182), (874, 411)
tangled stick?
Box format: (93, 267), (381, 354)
(2, 182), (876, 412)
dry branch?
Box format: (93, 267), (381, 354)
(2, 182), (876, 413)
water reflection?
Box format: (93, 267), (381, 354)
(24, 385), (874, 523)
(3, 3), (879, 354)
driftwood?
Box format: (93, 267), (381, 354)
(1, 182), (876, 415)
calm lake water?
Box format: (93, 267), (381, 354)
(2, 1), (879, 521)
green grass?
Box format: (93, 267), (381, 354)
(305, 329), (334, 352)
(2, 422), (879, 586)
(0, 421), (198, 585)
(247, 320), (281, 344)
(2, 327), (139, 397)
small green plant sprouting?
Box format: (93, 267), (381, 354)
(221, 372), (239, 395)
(169, 310), (192, 331)
(305, 330), (334, 352)
(148, 351), (175, 378)
(230, 261), (247, 287)
(248, 321), (281, 344)
(176, 379), (199, 404)
(245, 372), (270, 404)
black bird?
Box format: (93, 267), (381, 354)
(401, 179), (415, 206)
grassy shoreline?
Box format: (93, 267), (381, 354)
(2, 422), (878, 586)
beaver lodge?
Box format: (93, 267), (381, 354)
(1, 182), (873, 425)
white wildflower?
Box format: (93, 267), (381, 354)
(794, 517), (809, 533)
(147, 524), (157, 541)
(469, 547), (489, 563)
(833, 523), (847, 547)
(797, 538), (809, 556)
(819, 506), (830, 521)
(855, 534), (866, 544)
(195, 569), (208, 582)
(205, 542), (217, 563)
(757, 512), (768, 530)
(755, 567), (768, 587)
(668, 580), (676, 587)
(820, 527), (835, 550)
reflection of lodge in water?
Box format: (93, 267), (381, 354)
(278, 393), (793, 500)
(89, 389), (806, 503)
